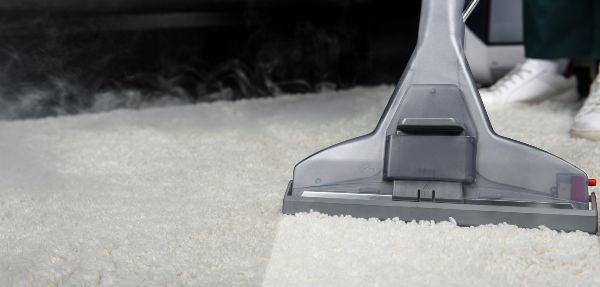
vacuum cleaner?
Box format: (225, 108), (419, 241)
(282, 0), (599, 233)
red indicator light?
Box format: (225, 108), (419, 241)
(589, 179), (597, 186)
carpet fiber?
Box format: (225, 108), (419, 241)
(1, 86), (599, 286)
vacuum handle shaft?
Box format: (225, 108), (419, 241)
(462, 0), (480, 22)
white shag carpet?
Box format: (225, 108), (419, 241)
(0, 86), (599, 286)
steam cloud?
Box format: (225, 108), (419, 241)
(0, 11), (355, 120)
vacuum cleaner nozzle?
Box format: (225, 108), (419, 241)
(282, 0), (598, 233)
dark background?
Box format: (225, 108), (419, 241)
(0, 0), (422, 119)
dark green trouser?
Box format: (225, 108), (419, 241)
(524, 0), (600, 59)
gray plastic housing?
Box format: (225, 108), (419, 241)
(386, 134), (475, 183)
(282, 0), (597, 232)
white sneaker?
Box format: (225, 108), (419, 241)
(479, 61), (579, 106)
(571, 78), (600, 140)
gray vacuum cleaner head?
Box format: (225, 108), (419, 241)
(282, 0), (598, 233)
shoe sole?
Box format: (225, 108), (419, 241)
(548, 88), (579, 103)
(482, 88), (579, 107)
(524, 88), (579, 104)
(570, 129), (600, 140)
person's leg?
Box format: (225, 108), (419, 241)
(479, 0), (591, 106)
(524, 0), (592, 59)
(571, 1), (600, 140)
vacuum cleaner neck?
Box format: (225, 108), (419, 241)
(410, 0), (467, 87)
(417, 0), (464, 49)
